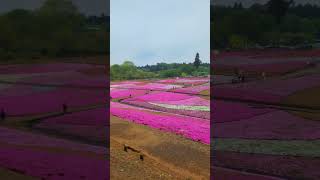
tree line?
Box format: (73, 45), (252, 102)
(211, 0), (320, 50)
(0, 0), (109, 61)
(111, 54), (209, 81)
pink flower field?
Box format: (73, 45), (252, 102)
(123, 100), (210, 119)
(0, 127), (107, 179)
(110, 78), (210, 144)
(0, 62), (109, 179)
(111, 101), (210, 144)
(0, 146), (107, 180)
(212, 49), (320, 179)
(213, 110), (320, 139)
(122, 91), (210, 119)
(125, 91), (205, 103)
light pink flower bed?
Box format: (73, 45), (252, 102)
(111, 102), (210, 144)
(136, 83), (182, 90)
(110, 83), (136, 88)
(212, 101), (273, 123)
(125, 92), (208, 106)
(111, 81), (144, 85)
(157, 78), (209, 85)
(213, 110), (320, 139)
(123, 100), (210, 119)
(129, 91), (191, 101)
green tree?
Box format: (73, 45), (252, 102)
(193, 53), (201, 69)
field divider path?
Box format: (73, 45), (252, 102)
(2, 103), (108, 146)
(213, 96), (320, 112)
(4, 102), (107, 118)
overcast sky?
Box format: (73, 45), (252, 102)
(0, 0), (109, 15)
(111, 0), (210, 66)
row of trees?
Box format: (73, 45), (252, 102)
(111, 54), (209, 81)
(211, 0), (320, 49)
(111, 61), (209, 81)
(0, 0), (109, 61)
(110, 61), (155, 81)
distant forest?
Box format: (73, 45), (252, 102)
(0, 0), (109, 61)
(111, 55), (209, 81)
(211, 0), (320, 49)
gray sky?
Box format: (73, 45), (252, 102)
(0, 0), (109, 15)
(111, 0), (210, 66)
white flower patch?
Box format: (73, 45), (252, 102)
(165, 84), (183, 89)
(149, 102), (209, 111)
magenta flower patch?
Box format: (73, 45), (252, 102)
(111, 102), (210, 144)
(110, 89), (147, 99)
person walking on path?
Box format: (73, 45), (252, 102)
(262, 72), (266, 80)
(0, 109), (6, 121)
(63, 104), (68, 114)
